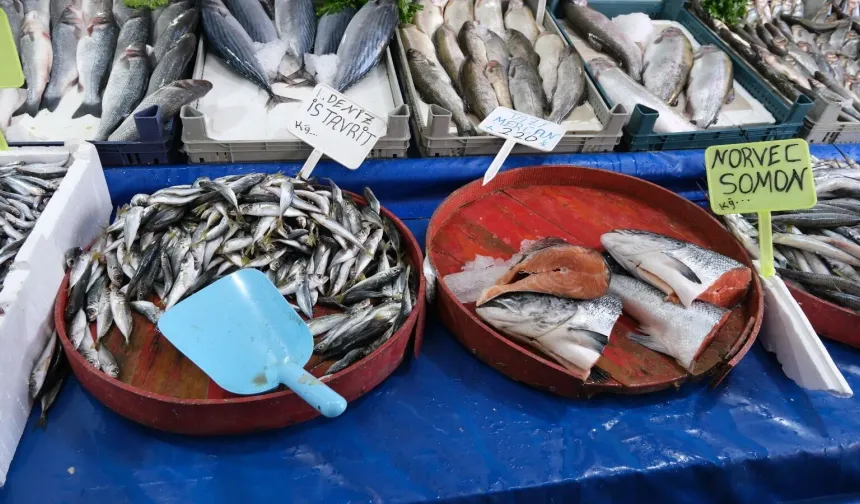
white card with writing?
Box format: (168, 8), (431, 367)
(287, 84), (388, 170)
(478, 107), (566, 152)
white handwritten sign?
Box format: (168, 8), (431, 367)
(478, 107), (566, 184)
(287, 84), (388, 178)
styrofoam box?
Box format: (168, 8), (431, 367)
(0, 142), (112, 487)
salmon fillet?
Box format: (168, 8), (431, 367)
(476, 238), (610, 306)
(695, 267), (752, 308)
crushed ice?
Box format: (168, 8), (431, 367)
(443, 239), (538, 303)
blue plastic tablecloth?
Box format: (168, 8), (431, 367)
(3, 148), (860, 503)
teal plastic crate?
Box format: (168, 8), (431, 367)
(549, 0), (813, 151)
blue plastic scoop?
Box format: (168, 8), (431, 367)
(157, 268), (347, 418)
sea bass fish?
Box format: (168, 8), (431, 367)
(93, 43), (149, 141)
(476, 292), (622, 380)
(504, 0), (539, 44)
(402, 22), (442, 66)
(113, 8), (150, 63)
(151, 6), (197, 65)
(414, 0), (442, 37)
(332, 0), (398, 92)
(643, 27), (693, 105)
(17, 12), (52, 118)
(601, 229), (752, 308)
(562, 0), (642, 80)
(314, 6), (355, 54)
(485, 60), (512, 108)
(535, 32), (564, 100)
(547, 46), (586, 123)
(608, 275), (730, 371)
(474, 0), (504, 37)
(590, 57), (697, 133)
(41, 5), (82, 113)
(146, 32), (196, 95)
(407, 49), (474, 135)
(110, 79), (213, 141)
(477, 238), (610, 305)
(443, 0), (472, 34)
(686, 45), (734, 128)
(508, 56), (546, 118)
(73, 12), (118, 118)
(460, 57), (498, 120)
(433, 23), (466, 89)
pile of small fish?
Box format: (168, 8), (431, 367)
(724, 156), (860, 312)
(0, 157), (69, 289)
(63, 174), (415, 380)
(475, 231), (752, 378)
(563, 0), (735, 133)
(405, 0), (587, 135)
(692, 0), (860, 123)
(1, 0), (212, 140)
(201, 0), (397, 106)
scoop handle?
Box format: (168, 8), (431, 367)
(277, 361), (347, 418)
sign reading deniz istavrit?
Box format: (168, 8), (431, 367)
(287, 84), (387, 169)
(705, 139), (816, 215)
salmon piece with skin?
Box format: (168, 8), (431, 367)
(476, 238), (611, 306)
(601, 229), (751, 309)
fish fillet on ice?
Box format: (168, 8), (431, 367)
(608, 275), (730, 371)
(601, 229), (751, 308)
(476, 292), (622, 379)
(476, 237), (610, 305)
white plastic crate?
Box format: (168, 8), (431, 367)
(0, 142), (111, 487)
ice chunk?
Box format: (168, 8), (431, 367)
(443, 239), (541, 303)
(255, 39), (289, 81)
(304, 54), (339, 87)
(611, 13), (653, 51)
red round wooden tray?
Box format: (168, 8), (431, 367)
(788, 285), (860, 349)
(55, 196), (426, 435)
(426, 166), (763, 397)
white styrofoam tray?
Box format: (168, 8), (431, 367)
(0, 142), (111, 487)
(193, 42), (400, 142)
(409, 2), (605, 135)
(557, 18), (776, 129)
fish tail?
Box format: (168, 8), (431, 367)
(40, 95), (62, 113)
(72, 100), (102, 119)
(36, 410), (48, 429)
(627, 331), (672, 355)
(265, 93), (299, 110)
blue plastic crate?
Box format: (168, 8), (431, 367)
(549, 0), (813, 151)
(8, 105), (181, 166)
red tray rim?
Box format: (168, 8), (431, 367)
(426, 165), (764, 393)
(54, 193), (426, 407)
